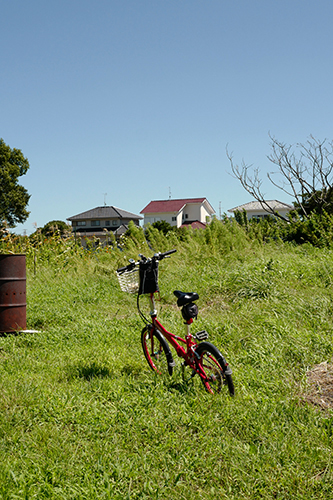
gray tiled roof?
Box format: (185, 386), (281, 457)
(67, 206), (142, 221)
(228, 200), (293, 213)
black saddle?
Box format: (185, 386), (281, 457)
(173, 290), (199, 307)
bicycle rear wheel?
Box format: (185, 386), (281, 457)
(195, 341), (234, 395)
(141, 325), (174, 376)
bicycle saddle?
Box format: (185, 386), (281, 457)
(173, 290), (199, 307)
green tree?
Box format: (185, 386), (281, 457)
(0, 138), (30, 227)
(293, 188), (333, 216)
(41, 220), (70, 236)
(151, 220), (173, 235)
(234, 209), (249, 228)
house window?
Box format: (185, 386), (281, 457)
(182, 214), (188, 220)
(91, 220), (100, 227)
(172, 217), (176, 221)
(112, 220), (118, 226)
(105, 221), (110, 226)
(77, 221), (86, 226)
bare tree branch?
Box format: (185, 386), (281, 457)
(227, 147), (289, 221)
(227, 135), (333, 220)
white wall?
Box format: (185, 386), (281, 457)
(200, 205), (211, 222)
(184, 204), (200, 221)
(144, 213), (178, 226)
(247, 208), (290, 219)
(143, 202), (213, 228)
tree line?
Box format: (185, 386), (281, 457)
(3, 135), (333, 247)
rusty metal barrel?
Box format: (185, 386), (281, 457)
(0, 254), (26, 333)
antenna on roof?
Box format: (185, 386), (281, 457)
(169, 187), (171, 200)
(103, 193), (107, 206)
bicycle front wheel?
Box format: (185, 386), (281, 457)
(141, 325), (174, 376)
(195, 342), (234, 395)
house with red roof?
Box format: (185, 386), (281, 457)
(140, 198), (215, 228)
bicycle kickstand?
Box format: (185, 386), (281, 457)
(181, 362), (197, 383)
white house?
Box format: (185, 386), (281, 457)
(228, 200), (293, 220)
(140, 198), (215, 228)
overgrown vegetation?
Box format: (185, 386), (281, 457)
(234, 209), (333, 247)
(1, 221), (333, 499)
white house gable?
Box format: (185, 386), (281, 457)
(141, 198), (215, 228)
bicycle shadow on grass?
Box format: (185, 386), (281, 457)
(162, 373), (202, 395)
(137, 368), (193, 394)
(164, 365), (204, 395)
(167, 381), (195, 394)
(66, 361), (113, 381)
(121, 364), (143, 379)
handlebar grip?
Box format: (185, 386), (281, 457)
(160, 249), (177, 259)
(117, 263), (135, 273)
(117, 265), (129, 273)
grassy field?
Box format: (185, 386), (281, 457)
(1, 225), (333, 499)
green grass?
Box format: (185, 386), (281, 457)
(1, 231), (333, 498)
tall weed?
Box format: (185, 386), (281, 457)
(1, 226), (333, 498)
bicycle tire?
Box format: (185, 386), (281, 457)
(141, 325), (174, 376)
(195, 341), (234, 395)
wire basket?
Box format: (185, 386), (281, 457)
(116, 267), (139, 294)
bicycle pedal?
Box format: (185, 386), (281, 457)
(195, 330), (209, 341)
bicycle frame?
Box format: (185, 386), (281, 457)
(147, 293), (209, 380)
(118, 249), (234, 395)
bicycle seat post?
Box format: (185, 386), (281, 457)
(184, 318), (193, 338)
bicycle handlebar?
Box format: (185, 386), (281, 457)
(116, 263), (135, 273)
(155, 249), (177, 259)
(117, 249), (177, 273)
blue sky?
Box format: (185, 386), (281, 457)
(1, 0), (333, 234)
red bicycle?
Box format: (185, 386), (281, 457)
(116, 249), (234, 395)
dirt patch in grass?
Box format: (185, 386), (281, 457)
(304, 362), (333, 410)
